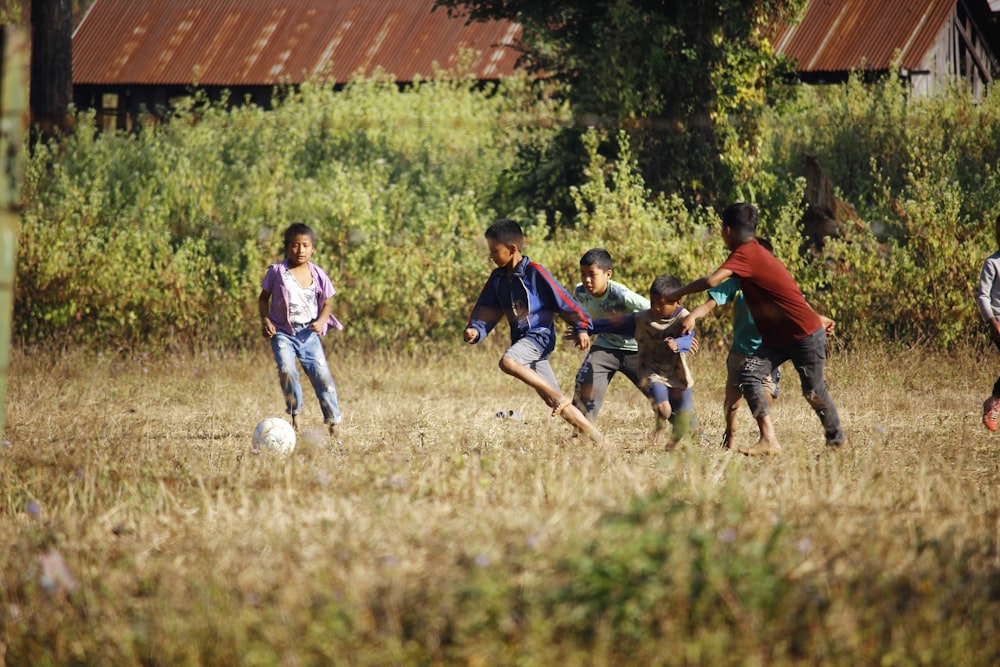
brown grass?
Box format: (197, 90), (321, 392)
(1, 339), (999, 665)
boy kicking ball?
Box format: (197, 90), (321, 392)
(464, 219), (603, 444)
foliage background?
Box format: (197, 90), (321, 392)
(14, 73), (1000, 352)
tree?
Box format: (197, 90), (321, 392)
(30, 0), (74, 146)
(436, 0), (804, 210)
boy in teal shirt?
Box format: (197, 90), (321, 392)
(684, 275), (777, 449)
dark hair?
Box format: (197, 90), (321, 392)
(757, 236), (774, 255)
(650, 273), (681, 297)
(284, 222), (315, 246)
(580, 248), (613, 270)
(485, 218), (524, 247)
(721, 203), (758, 242)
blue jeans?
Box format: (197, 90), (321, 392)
(269, 328), (342, 425)
(739, 327), (844, 445)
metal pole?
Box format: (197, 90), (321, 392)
(0, 25), (28, 439)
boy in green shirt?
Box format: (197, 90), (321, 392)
(572, 249), (703, 441)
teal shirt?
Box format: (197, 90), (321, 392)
(574, 279), (649, 352)
(707, 277), (761, 356)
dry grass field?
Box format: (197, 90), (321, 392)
(1, 337), (999, 665)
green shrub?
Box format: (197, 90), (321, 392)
(16, 77), (555, 352)
(15, 71), (1000, 352)
(755, 75), (1000, 346)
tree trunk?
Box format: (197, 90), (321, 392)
(30, 0), (73, 146)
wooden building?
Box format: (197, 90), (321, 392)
(72, 0), (1000, 130)
(72, 0), (523, 130)
(773, 0), (1000, 98)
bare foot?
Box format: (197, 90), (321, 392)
(738, 439), (781, 456)
(292, 414), (300, 432)
(329, 423), (340, 439)
(570, 430), (602, 446)
(551, 396), (573, 417)
(721, 430), (734, 450)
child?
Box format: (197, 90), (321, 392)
(463, 219), (602, 444)
(666, 202), (845, 455)
(681, 238), (784, 450)
(571, 248), (702, 436)
(977, 214), (1000, 431)
(587, 273), (696, 448)
(258, 222), (344, 438)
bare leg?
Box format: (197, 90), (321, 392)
(650, 400), (672, 448)
(499, 356), (603, 444)
(292, 413), (300, 432)
(739, 413), (781, 456)
(721, 383), (742, 449)
(557, 403), (603, 444)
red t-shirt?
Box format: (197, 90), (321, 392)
(720, 239), (821, 346)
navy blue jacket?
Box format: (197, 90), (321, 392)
(466, 256), (591, 356)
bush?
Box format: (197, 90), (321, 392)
(756, 75), (1000, 347)
(16, 76), (557, 352)
(15, 71), (1000, 352)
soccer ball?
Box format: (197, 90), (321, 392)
(252, 417), (296, 455)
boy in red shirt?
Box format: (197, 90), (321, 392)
(665, 203), (846, 455)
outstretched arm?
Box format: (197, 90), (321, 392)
(664, 267), (734, 303)
(589, 312), (637, 337)
(680, 297), (718, 335)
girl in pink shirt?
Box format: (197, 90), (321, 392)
(258, 223), (344, 438)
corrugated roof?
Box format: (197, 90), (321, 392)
(773, 0), (956, 72)
(72, 0), (523, 85)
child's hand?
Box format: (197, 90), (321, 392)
(819, 315), (836, 335)
(575, 331), (591, 351)
(261, 317), (276, 338)
(664, 337), (679, 352)
(689, 336), (699, 355)
(679, 313), (697, 335)
(464, 327), (479, 344)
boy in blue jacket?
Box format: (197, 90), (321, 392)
(464, 219), (603, 444)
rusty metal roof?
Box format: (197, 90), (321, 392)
(773, 0), (957, 72)
(72, 0), (523, 85)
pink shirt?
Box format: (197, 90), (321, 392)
(261, 261), (344, 335)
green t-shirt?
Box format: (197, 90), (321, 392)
(574, 279), (649, 352)
(707, 277), (761, 356)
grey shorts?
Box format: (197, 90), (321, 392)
(504, 337), (560, 391)
(728, 351), (778, 398)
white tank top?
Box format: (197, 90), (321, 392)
(281, 271), (318, 326)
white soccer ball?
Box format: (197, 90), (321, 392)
(252, 417), (296, 455)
